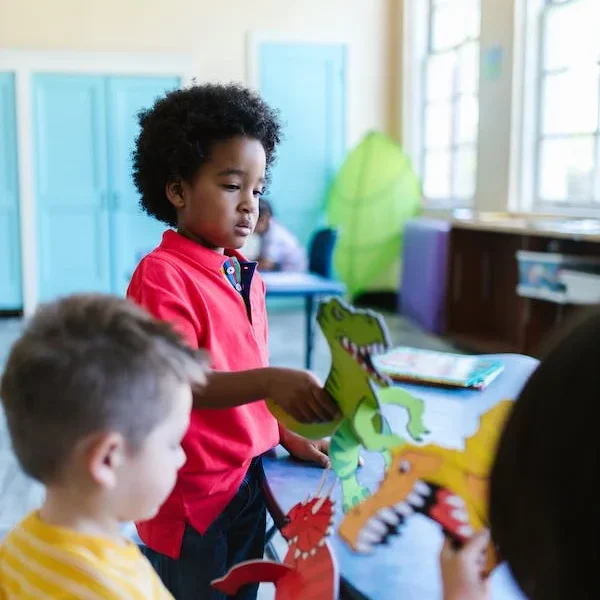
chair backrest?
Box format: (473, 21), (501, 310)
(308, 227), (337, 278)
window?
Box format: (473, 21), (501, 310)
(534, 0), (600, 208)
(421, 0), (481, 207)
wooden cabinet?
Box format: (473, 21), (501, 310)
(445, 225), (600, 357)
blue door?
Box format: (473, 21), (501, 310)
(33, 74), (110, 301)
(107, 76), (180, 297)
(0, 73), (22, 310)
(259, 43), (346, 247)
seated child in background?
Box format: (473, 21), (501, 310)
(127, 83), (337, 600)
(441, 310), (600, 599)
(251, 198), (308, 272)
(0, 294), (207, 599)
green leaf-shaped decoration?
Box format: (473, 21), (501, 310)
(326, 131), (422, 298)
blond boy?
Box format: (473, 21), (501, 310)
(0, 294), (206, 599)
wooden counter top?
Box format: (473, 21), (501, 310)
(446, 211), (600, 242)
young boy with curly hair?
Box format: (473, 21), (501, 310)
(0, 294), (207, 599)
(127, 83), (338, 599)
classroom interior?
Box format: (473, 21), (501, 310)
(1, 0), (599, 598)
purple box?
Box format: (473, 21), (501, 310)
(399, 218), (451, 334)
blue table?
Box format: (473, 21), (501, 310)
(262, 272), (346, 369)
(262, 354), (538, 599)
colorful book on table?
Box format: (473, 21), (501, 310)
(373, 347), (504, 390)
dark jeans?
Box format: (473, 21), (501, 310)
(141, 458), (266, 600)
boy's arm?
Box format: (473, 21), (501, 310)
(193, 368), (339, 423)
(192, 369), (270, 409)
(129, 259), (337, 423)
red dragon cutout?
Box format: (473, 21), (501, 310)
(211, 472), (339, 600)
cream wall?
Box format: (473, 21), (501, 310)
(0, 0), (393, 148)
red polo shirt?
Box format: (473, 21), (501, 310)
(127, 229), (280, 559)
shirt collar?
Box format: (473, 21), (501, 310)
(160, 229), (250, 271)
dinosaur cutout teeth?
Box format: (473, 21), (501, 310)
(353, 480), (437, 553)
(445, 495), (466, 509)
(394, 502), (413, 517)
(414, 481), (430, 496)
(354, 479), (472, 555)
(355, 541), (375, 554)
(355, 510), (408, 553)
(413, 481), (433, 499)
(390, 481), (432, 527)
(452, 509), (470, 524)
(358, 527), (381, 545)
(339, 337), (390, 386)
(364, 517), (388, 536)
(424, 486), (476, 542)
(398, 482), (476, 544)
(377, 507), (400, 526)
(406, 491), (425, 507)
(355, 517), (385, 553)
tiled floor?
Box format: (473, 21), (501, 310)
(0, 306), (455, 598)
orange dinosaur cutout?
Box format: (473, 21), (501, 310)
(338, 400), (513, 574)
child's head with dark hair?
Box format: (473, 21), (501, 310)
(489, 310), (600, 599)
(259, 198), (273, 217)
(133, 83), (282, 253)
(255, 198), (274, 235)
(1, 294), (207, 524)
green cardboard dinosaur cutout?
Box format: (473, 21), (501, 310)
(267, 298), (429, 512)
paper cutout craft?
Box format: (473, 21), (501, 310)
(338, 400), (513, 574)
(267, 297), (429, 512)
(211, 472), (339, 600)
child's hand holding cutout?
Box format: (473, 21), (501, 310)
(280, 429), (331, 468)
(440, 529), (491, 600)
(268, 368), (339, 424)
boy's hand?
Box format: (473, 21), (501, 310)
(440, 529), (491, 600)
(280, 429), (331, 468)
(268, 368), (339, 423)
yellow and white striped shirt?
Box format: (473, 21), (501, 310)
(0, 512), (173, 599)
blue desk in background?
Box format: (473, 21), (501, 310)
(262, 354), (538, 599)
(262, 271), (346, 369)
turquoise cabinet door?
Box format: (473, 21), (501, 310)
(0, 73), (22, 310)
(33, 75), (111, 301)
(259, 43), (346, 247)
(106, 76), (180, 297)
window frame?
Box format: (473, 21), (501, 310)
(528, 0), (600, 213)
(410, 0), (482, 209)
